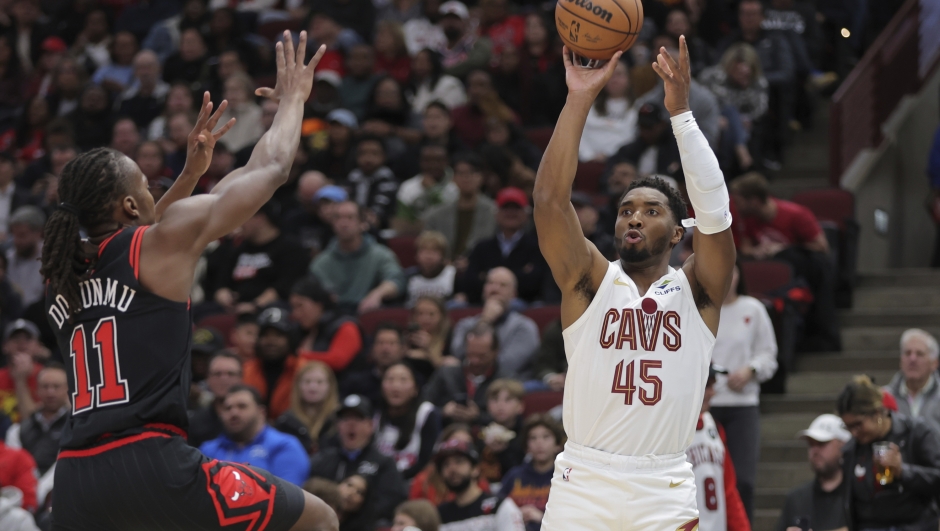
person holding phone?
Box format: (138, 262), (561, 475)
(836, 376), (940, 531)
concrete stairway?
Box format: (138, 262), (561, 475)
(753, 269), (940, 530)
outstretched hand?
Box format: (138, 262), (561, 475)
(562, 46), (624, 98)
(652, 35), (692, 116)
(255, 30), (326, 103)
(182, 91), (236, 177)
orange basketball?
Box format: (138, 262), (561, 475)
(555, 0), (644, 61)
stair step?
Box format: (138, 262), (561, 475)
(786, 370), (896, 395)
(841, 327), (940, 351)
(839, 307), (940, 327)
(761, 395), (837, 414)
(756, 488), (791, 511)
(756, 463), (814, 489)
(755, 508), (782, 530)
(761, 441), (808, 463)
(761, 413), (819, 441)
(857, 269), (940, 288)
(795, 351), (897, 372)
(853, 287), (940, 308)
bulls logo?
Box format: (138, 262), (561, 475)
(569, 19), (580, 43)
(203, 461), (277, 531)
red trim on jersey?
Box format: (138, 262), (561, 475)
(146, 423), (188, 438)
(97, 228), (125, 258)
(58, 431), (169, 459)
(718, 424), (751, 531)
(129, 225), (150, 279)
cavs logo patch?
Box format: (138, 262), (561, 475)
(203, 461), (277, 531)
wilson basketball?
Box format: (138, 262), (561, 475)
(555, 0), (644, 61)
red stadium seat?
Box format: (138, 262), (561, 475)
(197, 313), (237, 346)
(358, 308), (411, 337)
(257, 19), (302, 42)
(574, 161), (605, 194)
(448, 306), (482, 326)
(791, 188), (855, 231)
(522, 306), (560, 335)
(386, 236), (417, 269)
(524, 391), (564, 415)
(525, 127), (554, 152)
(740, 260), (793, 298)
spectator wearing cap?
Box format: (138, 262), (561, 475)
(345, 135), (398, 229)
(605, 101), (683, 181)
(7, 206), (44, 308)
(0, 154), (36, 242)
(24, 36), (67, 100)
(117, 50), (170, 131)
(450, 69), (517, 151)
(456, 187), (549, 304)
(312, 69), (343, 116)
(4, 363), (68, 476)
(188, 351), (243, 448)
(200, 384), (309, 486)
(774, 414), (850, 531)
(310, 394), (408, 525)
(212, 201), (308, 315)
(290, 276), (365, 381)
(435, 1), (493, 79)
(730, 172), (838, 352)
(422, 153), (497, 259)
(885, 329), (940, 433)
(451, 268), (539, 380)
(309, 109), (359, 181)
(425, 321), (502, 426)
(341, 44), (380, 120)
(392, 144), (457, 236)
(578, 60), (637, 163)
(570, 192), (617, 260)
(0, 320), (44, 422)
(310, 200), (405, 314)
(242, 307), (302, 419)
(434, 439), (525, 531)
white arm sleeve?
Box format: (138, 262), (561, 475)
(671, 111), (732, 235)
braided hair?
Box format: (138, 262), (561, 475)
(40, 148), (130, 316)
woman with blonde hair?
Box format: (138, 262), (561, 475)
(274, 360), (339, 455)
(837, 375), (940, 531)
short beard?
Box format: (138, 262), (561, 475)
(445, 476), (473, 494)
(618, 233), (671, 265)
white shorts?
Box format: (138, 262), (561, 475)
(541, 442), (699, 531)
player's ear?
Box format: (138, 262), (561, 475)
(122, 194), (140, 221)
(671, 224), (684, 246)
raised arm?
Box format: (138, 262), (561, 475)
(654, 36), (736, 334)
(533, 49), (621, 328)
(141, 32), (325, 302)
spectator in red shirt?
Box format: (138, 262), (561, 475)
(730, 172), (840, 351)
(478, 0), (525, 59)
(0, 320), (44, 423)
(0, 440), (38, 513)
(451, 69), (518, 150)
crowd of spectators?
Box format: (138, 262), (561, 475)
(0, 0), (919, 530)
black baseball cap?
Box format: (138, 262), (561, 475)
(256, 307), (292, 335)
(434, 439), (480, 469)
(192, 327), (225, 355)
(4, 319), (39, 342)
(637, 102), (668, 127)
(338, 394), (373, 419)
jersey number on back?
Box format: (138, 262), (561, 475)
(611, 360), (662, 405)
(69, 317), (129, 414)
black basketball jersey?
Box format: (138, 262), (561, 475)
(45, 226), (193, 449)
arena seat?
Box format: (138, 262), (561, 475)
(740, 260), (793, 298)
(574, 161), (605, 194)
(196, 313), (237, 346)
(791, 188), (859, 307)
(524, 391), (564, 415)
(386, 236), (417, 269)
(522, 305), (560, 335)
(448, 306), (482, 325)
(358, 307), (411, 337)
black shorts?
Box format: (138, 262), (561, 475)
(52, 426), (306, 531)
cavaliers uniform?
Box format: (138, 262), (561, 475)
(541, 263), (714, 531)
(687, 412), (750, 531)
(46, 226), (305, 531)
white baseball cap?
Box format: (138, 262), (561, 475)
(797, 414), (851, 443)
(314, 70), (342, 88)
(439, 1), (469, 20)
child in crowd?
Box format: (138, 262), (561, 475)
(479, 379), (526, 486)
(499, 414), (566, 531)
(404, 231), (456, 306)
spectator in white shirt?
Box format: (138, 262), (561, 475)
(0, 153), (32, 241)
(404, 231), (456, 307)
(409, 48), (467, 115)
(709, 263), (778, 521)
(6, 206), (45, 307)
(578, 60), (637, 162)
(885, 329), (940, 433)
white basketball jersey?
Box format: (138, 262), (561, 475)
(561, 261), (715, 456)
(688, 412), (727, 531)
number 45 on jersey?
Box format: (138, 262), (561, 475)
(611, 359), (662, 405)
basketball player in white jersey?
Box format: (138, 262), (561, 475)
(533, 37), (736, 531)
(689, 365), (751, 531)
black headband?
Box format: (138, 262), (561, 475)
(57, 202), (81, 217)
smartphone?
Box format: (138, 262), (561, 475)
(795, 516), (810, 531)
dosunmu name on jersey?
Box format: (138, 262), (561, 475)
(47, 277), (138, 329)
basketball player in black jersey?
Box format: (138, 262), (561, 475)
(40, 32), (337, 531)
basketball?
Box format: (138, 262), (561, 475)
(555, 0), (644, 61)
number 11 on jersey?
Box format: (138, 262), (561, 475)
(70, 317), (129, 414)
(611, 359), (663, 405)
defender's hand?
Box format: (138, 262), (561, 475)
(563, 46), (623, 98)
(254, 31), (326, 103)
(652, 35), (692, 116)
(182, 92), (236, 178)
